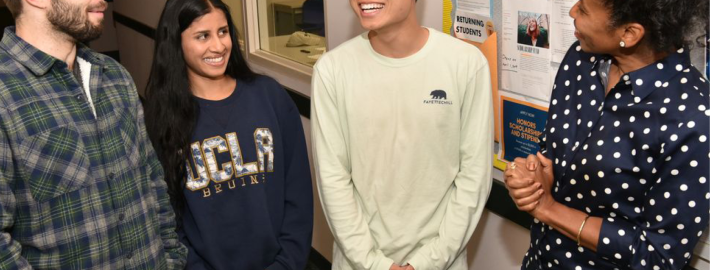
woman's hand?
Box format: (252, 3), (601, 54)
(527, 152), (556, 219)
(504, 157), (542, 212)
(505, 152), (557, 215)
(518, 153), (602, 252)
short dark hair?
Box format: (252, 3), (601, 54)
(3, 0), (22, 19)
(600, 0), (708, 53)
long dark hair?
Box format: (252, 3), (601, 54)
(144, 0), (257, 218)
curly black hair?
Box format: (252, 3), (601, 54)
(600, 0), (708, 53)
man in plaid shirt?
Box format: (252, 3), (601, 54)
(0, 0), (187, 269)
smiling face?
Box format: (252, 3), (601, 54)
(47, 0), (107, 42)
(180, 8), (232, 83)
(527, 19), (537, 32)
(349, 0), (417, 32)
(569, 0), (621, 53)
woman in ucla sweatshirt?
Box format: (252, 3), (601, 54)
(144, 0), (313, 269)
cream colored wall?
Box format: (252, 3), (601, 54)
(111, 0), (165, 94)
(115, 23), (154, 95)
(225, 0), (245, 40)
(113, 0), (164, 28)
(467, 211), (530, 269)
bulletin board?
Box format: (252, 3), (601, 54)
(444, 0), (709, 171)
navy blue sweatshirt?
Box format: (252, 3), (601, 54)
(179, 76), (313, 270)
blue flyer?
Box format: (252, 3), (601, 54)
(501, 97), (548, 161)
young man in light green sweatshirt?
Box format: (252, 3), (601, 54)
(311, 1), (493, 269)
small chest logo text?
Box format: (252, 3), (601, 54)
(424, 89), (453, 105)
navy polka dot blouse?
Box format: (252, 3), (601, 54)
(522, 42), (710, 270)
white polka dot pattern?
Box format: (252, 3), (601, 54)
(523, 42), (709, 270)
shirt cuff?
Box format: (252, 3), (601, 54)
(373, 255), (395, 270)
(597, 216), (637, 266)
(407, 254), (432, 270)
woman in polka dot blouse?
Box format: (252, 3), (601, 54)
(504, 0), (709, 269)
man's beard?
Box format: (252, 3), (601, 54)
(47, 0), (106, 43)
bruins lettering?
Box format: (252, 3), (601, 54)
(185, 128), (274, 194)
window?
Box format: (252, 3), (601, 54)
(250, 0), (326, 67)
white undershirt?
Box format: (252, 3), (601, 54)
(76, 57), (96, 117)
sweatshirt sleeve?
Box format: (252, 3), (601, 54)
(311, 59), (396, 270)
(267, 85), (314, 270)
(178, 228), (209, 270)
(407, 59), (494, 270)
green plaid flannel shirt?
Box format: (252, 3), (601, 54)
(0, 27), (187, 269)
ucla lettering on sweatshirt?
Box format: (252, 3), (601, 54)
(178, 76), (313, 270)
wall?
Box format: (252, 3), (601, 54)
(467, 211), (530, 269)
(114, 23), (154, 95)
(112, 0), (164, 94)
(229, 0), (245, 43)
(0, 2), (13, 33)
(88, 4), (118, 54)
(299, 114), (336, 263)
(114, 0), (164, 28)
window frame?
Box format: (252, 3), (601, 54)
(242, 0), (318, 78)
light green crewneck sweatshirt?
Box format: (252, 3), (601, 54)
(312, 28), (493, 270)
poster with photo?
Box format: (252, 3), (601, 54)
(516, 12), (550, 49)
(500, 0), (554, 101)
(549, 0), (578, 63)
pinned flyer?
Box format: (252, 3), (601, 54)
(500, 96), (548, 162)
(448, 9), (500, 142)
(453, 10), (494, 44)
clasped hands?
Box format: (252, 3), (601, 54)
(504, 152), (556, 218)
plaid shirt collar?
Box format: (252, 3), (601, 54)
(1, 26), (106, 76)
